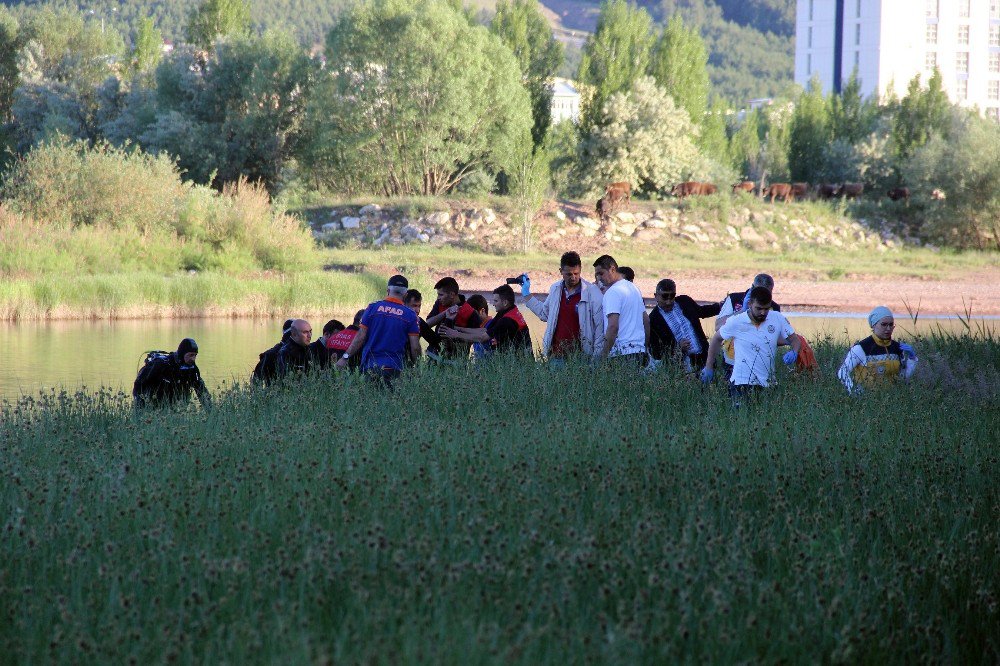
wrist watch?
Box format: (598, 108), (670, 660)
(341, 353), (350, 359)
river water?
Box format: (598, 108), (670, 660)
(0, 314), (995, 402)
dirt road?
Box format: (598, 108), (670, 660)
(448, 269), (1000, 316)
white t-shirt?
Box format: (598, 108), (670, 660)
(718, 310), (795, 386)
(602, 279), (646, 357)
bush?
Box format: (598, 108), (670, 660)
(1, 139), (320, 274)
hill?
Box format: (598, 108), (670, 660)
(2, 0), (793, 101)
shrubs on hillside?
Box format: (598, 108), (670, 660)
(1, 140), (319, 273)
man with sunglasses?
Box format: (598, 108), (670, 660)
(648, 278), (721, 373)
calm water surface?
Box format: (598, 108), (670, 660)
(0, 314), (995, 401)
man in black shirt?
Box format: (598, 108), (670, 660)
(648, 278), (721, 372)
(277, 319), (313, 377)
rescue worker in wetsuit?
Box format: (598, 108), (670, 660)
(838, 306), (918, 394)
(252, 319), (294, 385)
(133, 338), (211, 409)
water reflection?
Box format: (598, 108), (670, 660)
(0, 314), (995, 401)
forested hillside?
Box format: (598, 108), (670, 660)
(2, 0), (794, 101)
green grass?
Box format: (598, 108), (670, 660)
(2, 335), (998, 663)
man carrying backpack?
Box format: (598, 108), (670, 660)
(133, 338), (211, 409)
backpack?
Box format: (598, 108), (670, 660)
(252, 343), (283, 384)
(133, 351), (172, 401)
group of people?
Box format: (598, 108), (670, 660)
(132, 251), (919, 408)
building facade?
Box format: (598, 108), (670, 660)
(795, 0), (1000, 119)
(550, 78), (581, 124)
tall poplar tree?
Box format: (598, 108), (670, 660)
(648, 14), (709, 126)
(788, 76), (830, 182)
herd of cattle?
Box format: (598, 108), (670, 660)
(595, 179), (946, 221)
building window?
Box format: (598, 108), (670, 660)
(855, 23), (861, 46)
(856, 0), (861, 18)
(808, 26), (813, 48)
(926, 0), (938, 18)
(958, 26), (970, 45)
(990, 81), (1000, 100)
(957, 79), (968, 100)
(992, 1), (1000, 20)
(987, 107), (1000, 122)
(926, 51), (937, 70)
(957, 52), (969, 73)
(927, 24), (938, 44)
(854, 51), (860, 69)
(959, 0), (970, 19)
(991, 25), (1000, 47)
(809, 0), (814, 21)
(991, 52), (1000, 73)
(807, 54), (812, 75)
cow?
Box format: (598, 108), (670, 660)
(931, 188), (947, 200)
(764, 182), (793, 203)
(791, 182), (810, 200)
(887, 187), (910, 202)
(606, 181), (632, 204)
(817, 183), (841, 199)
(671, 181), (717, 198)
(732, 181), (755, 194)
(840, 182), (864, 198)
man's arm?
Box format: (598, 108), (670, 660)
(600, 313), (620, 360)
(335, 327), (368, 369)
(523, 292), (550, 322)
(407, 335), (422, 365)
(440, 326), (490, 343)
(704, 331), (724, 371)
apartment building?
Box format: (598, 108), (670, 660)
(795, 0), (1000, 120)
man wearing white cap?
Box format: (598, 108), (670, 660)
(838, 306), (918, 394)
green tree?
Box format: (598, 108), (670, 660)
(828, 71), (875, 144)
(757, 100), (793, 181)
(577, 0), (654, 134)
(788, 76), (829, 182)
(185, 0), (252, 49)
(490, 0), (563, 149)
(729, 108), (762, 179)
(891, 69), (950, 161)
(305, 0), (532, 196)
(0, 8), (20, 125)
(699, 97), (730, 165)
(577, 76), (705, 197)
(128, 17), (163, 79)
(16, 7), (124, 92)
(902, 108), (1000, 249)
(648, 14), (709, 127)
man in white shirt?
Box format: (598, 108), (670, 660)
(701, 286), (801, 406)
(592, 254), (646, 367)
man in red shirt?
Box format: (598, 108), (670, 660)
(519, 251), (605, 360)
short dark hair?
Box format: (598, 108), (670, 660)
(560, 251), (582, 268)
(592, 254), (618, 270)
(404, 289), (422, 304)
(467, 294), (488, 315)
(492, 284), (515, 306)
(434, 277), (459, 294)
(619, 266), (635, 282)
(655, 279), (676, 293)
(353, 309), (365, 326)
(749, 286), (772, 306)
(323, 319), (345, 336)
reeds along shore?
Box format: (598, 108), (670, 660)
(2, 334), (998, 663)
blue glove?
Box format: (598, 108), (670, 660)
(783, 350), (798, 366)
(899, 342), (916, 359)
(520, 274), (531, 298)
(700, 367), (714, 384)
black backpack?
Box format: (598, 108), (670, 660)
(252, 343), (283, 384)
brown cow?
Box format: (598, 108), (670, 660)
(791, 182), (810, 200)
(732, 181), (755, 194)
(671, 181), (717, 198)
(817, 183), (841, 199)
(840, 182), (864, 198)
(887, 187), (910, 202)
(606, 181), (632, 204)
(764, 183), (792, 203)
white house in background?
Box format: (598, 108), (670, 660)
(795, 0), (1000, 121)
(550, 78), (581, 123)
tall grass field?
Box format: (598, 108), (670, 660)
(2, 336), (998, 663)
